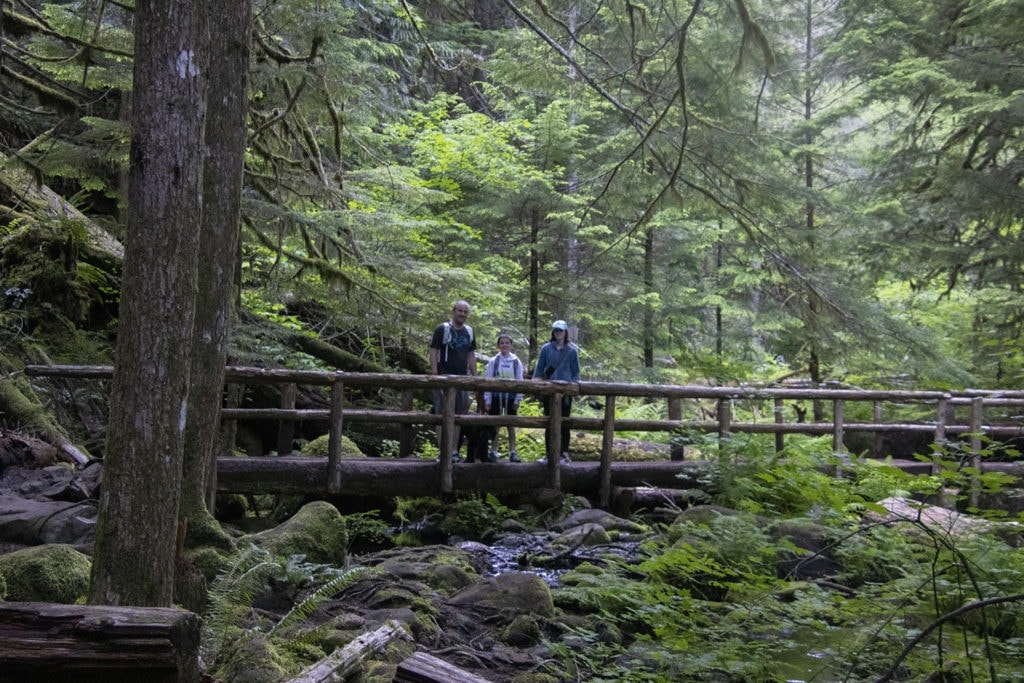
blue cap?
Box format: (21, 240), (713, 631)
(552, 320), (568, 331)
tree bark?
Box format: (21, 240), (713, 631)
(89, 0), (208, 607)
(180, 0), (251, 550)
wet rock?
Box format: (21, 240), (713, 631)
(551, 508), (646, 535)
(447, 571), (554, 618)
(552, 522), (610, 548)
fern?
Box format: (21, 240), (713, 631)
(201, 544), (280, 663)
(268, 566), (374, 638)
(201, 543), (379, 671)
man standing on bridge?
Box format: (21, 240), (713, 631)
(429, 300), (477, 461)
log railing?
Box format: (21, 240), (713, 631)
(23, 365), (1024, 505)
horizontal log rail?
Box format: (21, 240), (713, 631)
(24, 365), (1024, 506)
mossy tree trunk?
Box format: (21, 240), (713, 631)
(88, 0), (209, 608)
(179, 0), (252, 552)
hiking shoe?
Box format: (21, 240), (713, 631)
(560, 453), (571, 463)
(451, 452), (462, 463)
(509, 451), (521, 463)
(486, 450), (499, 463)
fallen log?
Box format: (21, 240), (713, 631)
(287, 619), (410, 683)
(395, 651), (494, 683)
(610, 485), (694, 519)
(0, 601), (200, 683)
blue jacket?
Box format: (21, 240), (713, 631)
(534, 341), (580, 383)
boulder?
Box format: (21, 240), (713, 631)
(0, 494), (97, 553)
(244, 500), (348, 565)
(446, 571), (554, 618)
(551, 508), (646, 535)
(0, 543), (91, 603)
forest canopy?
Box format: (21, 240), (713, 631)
(1, 0), (1021, 390)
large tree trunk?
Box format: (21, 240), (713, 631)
(89, 0), (209, 607)
(180, 0), (251, 551)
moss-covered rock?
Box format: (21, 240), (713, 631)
(211, 631), (290, 683)
(499, 613), (543, 646)
(300, 433), (365, 458)
(447, 572), (554, 618)
(244, 500), (348, 566)
(0, 543), (90, 603)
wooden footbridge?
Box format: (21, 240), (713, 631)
(24, 365), (1024, 507)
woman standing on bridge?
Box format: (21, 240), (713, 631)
(534, 320), (580, 463)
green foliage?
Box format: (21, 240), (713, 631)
(201, 543), (374, 677)
(5, 0), (1023, 386)
(440, 494), (518, 540)
(710, 435), (852, 516)
(833, 523), (924, 586)
(537, 447), (1024, 682)
(341, 510), (391, 550)
(201, 545), (282, 664)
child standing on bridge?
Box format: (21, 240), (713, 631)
(484, 333), (524, 462)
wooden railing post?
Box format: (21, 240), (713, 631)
(668, 397), (684, 460)
(277, 383), (297, 455)
(600, 396), (616, 507)
(773, 397), (784, 454)
(327, 379), (344, 494)
(969, 396), (983, 507)
(717, 398), (731, 459)
(833, 398), (846, 476)
(399, 389), (414, 457)
(872, 401), (884, 457)
(547, 393), (563, 490)
(440, 388), (457, 493)
(211, 382), (243, 509)
(931, 396), (948, 475)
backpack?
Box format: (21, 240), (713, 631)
(487, 354), (520, 378)
(442, 322), (473, 348)
(440, 322), (473, 363)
